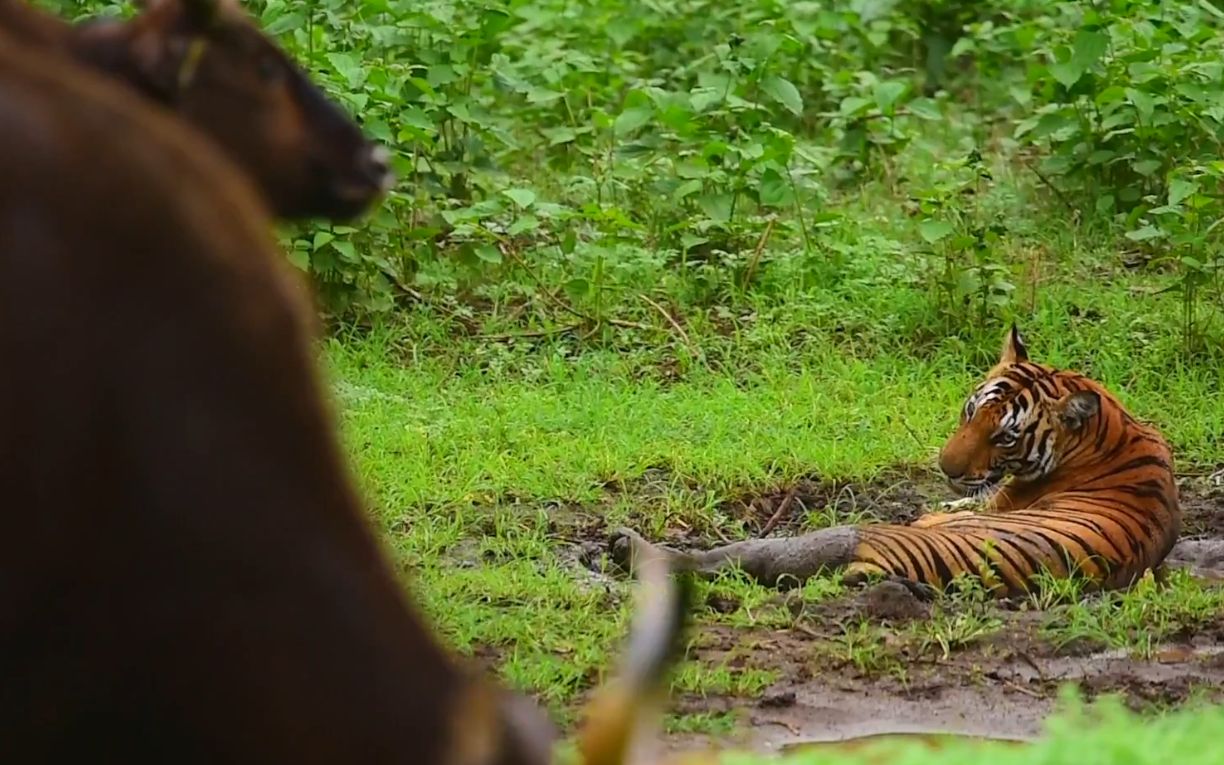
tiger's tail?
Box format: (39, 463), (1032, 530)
(576, 547), (693, 765)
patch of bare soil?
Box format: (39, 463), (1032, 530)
(558, 468), (1224, 754)
(660, 588), (1224, 754)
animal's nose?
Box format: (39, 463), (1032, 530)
(938, 447), (965, 480)
(359, 144), (394, 192)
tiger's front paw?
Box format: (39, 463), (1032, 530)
(938, 496), (980, 511)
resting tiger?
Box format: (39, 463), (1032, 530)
(610, 326), (1181, 597)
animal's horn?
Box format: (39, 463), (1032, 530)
(576, 548), (692, 765)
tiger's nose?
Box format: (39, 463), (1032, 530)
(938, 448), (966, 481)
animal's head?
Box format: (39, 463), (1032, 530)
(74, 0), (392, 220)
(938, 325), (1101, 498)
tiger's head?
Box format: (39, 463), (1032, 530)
(938, 325), (1101, 498)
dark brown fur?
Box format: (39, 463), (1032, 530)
(0, 34), (539, 763)
(1, 0), (390, 220)
(0, 31), (693, 764)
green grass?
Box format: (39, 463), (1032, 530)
(1041, 570), (1224, 659)
(319, 210), (1224, 718)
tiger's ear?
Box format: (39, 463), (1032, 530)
(999, 323), (1029, 365)
(1055, 390), (1100, 431)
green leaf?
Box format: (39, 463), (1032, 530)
(1168, 178), (1199, 206)
(680, 234), (708, 251)
(503, 188), (537, 208)
(673, 179), (704, 201)
(564, 277), (589, 300)
(264, 11), (307, 35)
(1049, 61), (1081, 90)
(1124, 225), (1164, 242)
(908, 97), (941, 120)
(331, 240), (358, 262)
(1071, 30), (1108, 74)
(762, 76), (804, 116)
(839, 96), (872, 117)
(1126, 88), (1155, 122)
(312, 231), (335, 250)
(285, 247), (310, 272)
(757, 168), (794, 207)
(697, 193), (734, 223)
(873, 80), (909, 114)
(1133, 159), (1161, 176)
(613, 106), (653, 137)
(919, 220), (955, 243)
(476, 244), (503, 264)
(543, 127), (578, 146)
(508, 215), (539, 236)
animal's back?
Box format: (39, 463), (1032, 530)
(0, 36), (466, 763)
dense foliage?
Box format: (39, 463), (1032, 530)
(50, 0), (1224, 355)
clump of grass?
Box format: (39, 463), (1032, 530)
(1041, 569), (1224, 658)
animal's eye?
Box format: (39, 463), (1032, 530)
(256, 56), (284, 84)
(993, 432), (1018, 448)
(962, 401), (976, 420)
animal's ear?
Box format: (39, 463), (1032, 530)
(999, 323), (1029, 365)
(1055, 390), (1100, 431)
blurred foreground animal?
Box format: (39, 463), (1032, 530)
(0, 0), (390, 220)
(0, 35), (687, 763)
(613, 326), (1179, 598)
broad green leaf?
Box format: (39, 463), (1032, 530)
(331, 240), (358, 262)
(312, 231), (335, 250)
(757, 168), (794, 207)
(673, 179), (704, 201)
(1168, 178), (1199, 206)
(503, 188), (537, 208)
(874, 80), (909, 113)
(1124, 225), (1164, 242)
(762, 76), (804, 116)
(285, 248), (310, 272)
(476, 244), (503, 264)
(508, 215), (539, 236)
(697, 193), (734, 223)
(613, 107), (653, 137)
(908, 97), (941, 120)
(1049, 61), (1081, 89)
(1133, 159), (1161, 176)
(1126, 88), (1156, 122)
(1071, 30), (1108, 74)
(919, 220), (955, 243)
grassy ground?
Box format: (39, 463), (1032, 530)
(318, 141), (1224, 731)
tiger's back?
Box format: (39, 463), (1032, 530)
(847, 328), (1179, 596)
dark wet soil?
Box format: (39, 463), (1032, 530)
(552, 467), (1224, 754)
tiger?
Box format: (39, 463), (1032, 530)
(609, 325), (1181, 598)
(844, 325), (1181, 595)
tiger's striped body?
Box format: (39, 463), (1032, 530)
(846, 327), (1180, 596)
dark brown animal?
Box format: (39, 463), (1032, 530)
(0, 33), (685, 764)
(1, 0), (391, 220)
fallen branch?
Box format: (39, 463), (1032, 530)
(759, 487), (799, 538)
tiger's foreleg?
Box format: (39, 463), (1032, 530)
(608, 526), (859, 588)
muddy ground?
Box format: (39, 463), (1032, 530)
(558, 467), (1224, 754)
